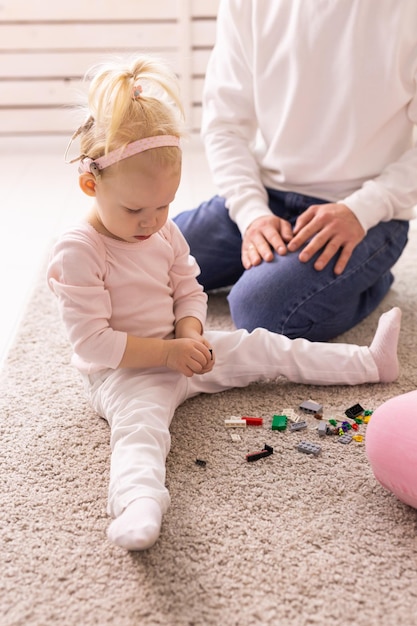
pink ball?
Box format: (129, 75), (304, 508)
(365, 390), (417, 508)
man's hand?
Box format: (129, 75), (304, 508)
(287, 203), (365, 275)
(242, 215), (293, 269)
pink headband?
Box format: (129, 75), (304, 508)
(78, 135), (180, 174)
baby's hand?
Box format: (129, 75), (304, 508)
(165, 338), (214, 377)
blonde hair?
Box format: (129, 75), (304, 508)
(75, 55), (184, 168)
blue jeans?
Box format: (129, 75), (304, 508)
(173, 190), (409, 341)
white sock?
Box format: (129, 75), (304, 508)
(107, 497), (163, 551)
(369, 307), (402, 383)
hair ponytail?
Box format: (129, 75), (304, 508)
(76, 55), (185, 163)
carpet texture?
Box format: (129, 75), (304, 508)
(1, 232), (417, 626)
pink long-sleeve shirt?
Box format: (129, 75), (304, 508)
(47, 220), (207, 374)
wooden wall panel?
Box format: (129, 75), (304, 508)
(0, 0), (219, 135)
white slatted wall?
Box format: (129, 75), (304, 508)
(0, 0), (219, 135)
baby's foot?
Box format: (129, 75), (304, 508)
(369, 307), (402, 383)
(107, 497), (162, 551)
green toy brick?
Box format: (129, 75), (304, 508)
(272, 414), (288, 431)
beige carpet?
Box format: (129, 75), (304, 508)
(1, 231), (417, 626)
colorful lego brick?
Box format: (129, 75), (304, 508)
(224, 418), (247, 428)
(297, 441), (321, 456)
(352, 434), (364, 442)
(242, 416), (263, 426)
(272, 414), (288, 431)
(345, 403), (364, 419)
(299, 400), (323, 415)
(338, 434), (353, 445)
(290, 420), (308, 432)
(246, 444), (274, 462)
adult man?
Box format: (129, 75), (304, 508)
(174, 0), (416, 341)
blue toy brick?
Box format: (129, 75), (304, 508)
(297, 441), (321, 456)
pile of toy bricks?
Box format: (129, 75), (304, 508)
(221, 400), (372, 463)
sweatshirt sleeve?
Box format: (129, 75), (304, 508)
(47, 234), (127, 371)
(342, 138), (417, 232)
(341, 28), (417, 232)
(201, 0), (273, 235)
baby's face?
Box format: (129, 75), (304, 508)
(91, 151), (181, 243)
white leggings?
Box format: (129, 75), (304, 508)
(83, 328), (378, 518)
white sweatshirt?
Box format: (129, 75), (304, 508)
(202, 0), (417, 235)
(47, 220), (207, 374)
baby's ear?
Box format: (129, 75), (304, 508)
(79, 173), (97, 197)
